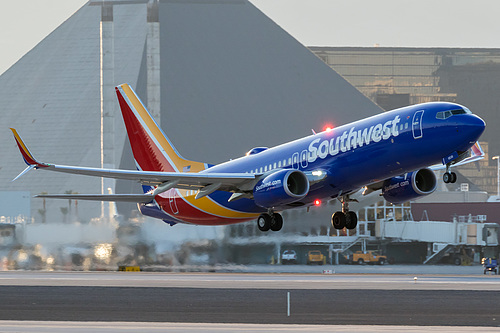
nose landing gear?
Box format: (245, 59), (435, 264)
(331, 195), (358, 230)
(443, 164), (457, 184)
(443, 171), (457, 184)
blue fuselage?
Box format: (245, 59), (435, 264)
(202, 102), (485, 213)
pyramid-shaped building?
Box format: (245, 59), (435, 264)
(0, 0), (381, 223)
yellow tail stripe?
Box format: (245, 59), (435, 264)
(120, 84), (205, 172)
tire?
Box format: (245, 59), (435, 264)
(270, 213), (283, 231)
(332, 211), (346, 229)
(443, 172), (451, 184)
(453, 257), (462, 266)
(378, 258), (386, 265)
(257, 214), (271, 232)
(345, 211), (358, 230)
(450, 172), (457, 183)
(357, 258), (364, 265)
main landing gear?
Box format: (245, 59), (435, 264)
(257, 210), (283, 232)
(443, 164), (457, 184)
(331, 195), (358, 230)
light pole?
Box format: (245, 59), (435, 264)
(493, 156), (500, 199)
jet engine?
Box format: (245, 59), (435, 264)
(253, 169), (309, 208)
(382, 168), (437, 204)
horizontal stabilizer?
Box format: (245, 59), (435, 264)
(34, 194), (154, 203)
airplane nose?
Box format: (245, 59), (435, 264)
(462, 115), (486, 140)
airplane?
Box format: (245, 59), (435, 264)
(11, 83), (485, 232)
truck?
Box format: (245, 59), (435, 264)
(348, 251), (387, 265)
(307, 250), (325, 265)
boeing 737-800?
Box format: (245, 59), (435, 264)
(11, 84), (485, 231)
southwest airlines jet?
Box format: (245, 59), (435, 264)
(11, 84), (485, 232)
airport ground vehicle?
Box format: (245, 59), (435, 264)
(482, 257), (498, 274)
(281, 250), (297, 264)
(348, 251), (387, 265)
(307, 250), (325, 265)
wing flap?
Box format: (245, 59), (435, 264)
(40, 164), (255, 189)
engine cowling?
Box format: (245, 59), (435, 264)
(382, 168), (437, 204)
(253, 169), (309, 208)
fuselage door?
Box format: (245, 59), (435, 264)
(292, 152), (300, 169)
(412, 110), (424, 139)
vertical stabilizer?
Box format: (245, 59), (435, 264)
(115, 83), (205, 173)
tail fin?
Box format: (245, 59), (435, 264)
(115, 84), (206, 173)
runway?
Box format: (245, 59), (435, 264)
(0, 271), (498, 331)
(0, 270), (499, 290)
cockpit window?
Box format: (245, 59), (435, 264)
(436, 108), (469, 119)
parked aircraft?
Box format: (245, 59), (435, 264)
(11, 84), (485, 231)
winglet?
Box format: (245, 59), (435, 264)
(10, 128), (48, 169)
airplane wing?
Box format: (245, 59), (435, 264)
(11, 129), (330, 202)
(34, 194), (155, 203)
(11, 128), (256, 200)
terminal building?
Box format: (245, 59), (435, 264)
(0, 1), (498, 268)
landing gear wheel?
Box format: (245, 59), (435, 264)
(450, 172), (457, 183)
(443, 172), (451, 184)
(270, 213), (283, 231)
(257, 214), (271, 232)
(345, 211), (358, 230)
(331, 211), (346, 229)
(443, 172), (457, 184)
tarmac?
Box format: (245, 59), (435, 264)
(0, 265), (498, 332)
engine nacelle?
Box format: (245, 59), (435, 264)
(253, 169), (309, 208)
(382, 168), (437, 204)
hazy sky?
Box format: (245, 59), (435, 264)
(1, 0), (499, 75)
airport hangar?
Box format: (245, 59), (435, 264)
(0, 0), (499, 266)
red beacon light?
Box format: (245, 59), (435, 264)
(323, 125), (334, 133)
(314, 199), (321, 206)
